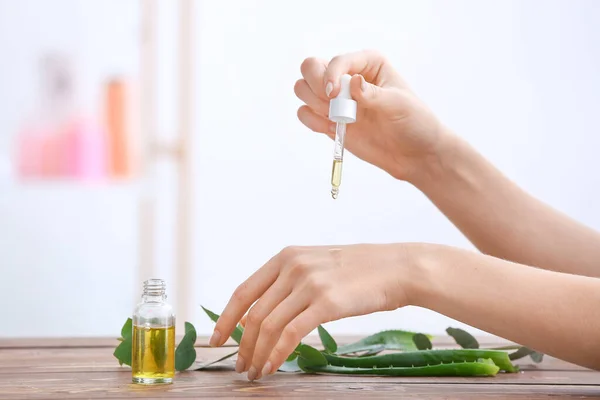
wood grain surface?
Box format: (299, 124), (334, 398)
(1, 336), (598, 399)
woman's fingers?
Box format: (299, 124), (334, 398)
(248, 291), (311, 380)
(294, 79), (329, 117)
(300, 57), (329, 100)
(236, 279), (292, 374)
(324, 50), (388, 98)
(297, 105), (335, 138)
(263, 307), (323, 376)
(211, 254), (282, 347)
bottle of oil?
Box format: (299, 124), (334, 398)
(132, 279), (175, 384)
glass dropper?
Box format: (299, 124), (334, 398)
(328, 74), (357, 200)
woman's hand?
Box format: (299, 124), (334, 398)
(295, 50), (448, 182)
(209, 244), (421, 381)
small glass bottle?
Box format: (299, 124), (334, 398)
(132, 279), (176, 384)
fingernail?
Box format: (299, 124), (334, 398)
(247, 366), (258, 381)
(325, 82), (333, 97)
(209, 330), (221, 347)
(235, 355), (246, 373)
(261, 361), (272, 377)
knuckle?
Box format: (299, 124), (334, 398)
(232, 282), (249, 302)
(246, 308), (264, 327)
(281, 322), (302, 345)
(280, 245), (301, 262)
(304, 273), (327, 293)
(260, 317), (279, 335)
(329, 54), (343, 66)
(300, 57), (318, 76)
(286, 258), (311, 280)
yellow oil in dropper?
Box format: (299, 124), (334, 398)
(328, 74), (356, 199)
(330, 121), (347, 199)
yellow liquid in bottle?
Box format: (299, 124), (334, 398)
(132, 325), (175, 384)
(331, 159), (343, 199)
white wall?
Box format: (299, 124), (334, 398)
(1, 0), (599, 337)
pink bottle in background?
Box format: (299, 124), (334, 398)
(16, 123), (46, 179)
(15, 53), (109, 182)
(63, 118), (107, 181)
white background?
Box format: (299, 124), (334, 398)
(1, 0), (599, 338)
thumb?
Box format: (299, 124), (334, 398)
(350, 74), (394, 111)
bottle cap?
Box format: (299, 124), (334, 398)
(329, 74), (357, 124)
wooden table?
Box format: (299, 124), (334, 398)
(2, 336), (599, 399)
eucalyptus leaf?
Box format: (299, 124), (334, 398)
(121, 318), (133, 340)
(446, 327), (479, 349)
(508, 346), (534, 361)
(201, 306), (244, 344)
(113, 318), (133, 367)
(194, 350), (238, 370)
(175, 322), (197, 371)
(358, 346), (385, 357)
(318, 325), (337, 353)
(113, 337), (132, 367)
(336, 330), (426, 355)
(297, 344), (328, 372)
(413, 333), (433, 350)
(530, 351), (544, 363)
(278, 357), (302, 372)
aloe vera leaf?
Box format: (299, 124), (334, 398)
(201, 306), (244, 344)
(446, 327), (479, 349)
(194, 350), (238, 370)
(318, 325), (338, 353)
(323, 349), (517, 373)
(336, 330), (429, 355)
(303, 359), (500, 377)
(413, 333), (433, 350)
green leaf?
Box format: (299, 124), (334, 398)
(508, 346), (534, 361)
(175, 322), (197, 371)
(194, 350), (238, 370)
(302, 360), (500, 377)
(317, 325), (337, 353)
(336, 330), (427, 355)
(286, 352), (298, 362)
(278, 357), (301, 372)
(446, 327), (479, 349)
(296, 344), (328, 372)
(201, 305), (244, 344)
(324, 348), (517, 373)
(120, 318), (133, 340)
(412, 333), (433, 350)
(113, 318), (133, 367)
(113, 337), (132, 367)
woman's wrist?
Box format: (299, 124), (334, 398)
(396, 243), (446, 308)
(405, 127), (469, 193)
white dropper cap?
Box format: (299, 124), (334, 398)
(328, 74), (357, 124)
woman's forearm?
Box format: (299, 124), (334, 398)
(410, 244), (600, 370)
(412, 130), (600, 277)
